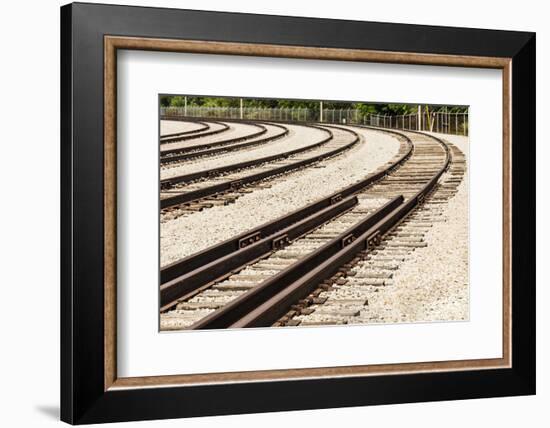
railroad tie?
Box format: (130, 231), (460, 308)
(212, 282), (258, 291)
(176, 301), (223, 310)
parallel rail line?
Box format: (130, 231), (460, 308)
(160, 128), (453, 330)
(159, 124), (359, 210)
(160, 122), (288, 164)
(160, 126), (413, 312)
(276, 143), (466, 327)
(160, 127), (412, 285)
(160, 120), (210, 139)
(161, 124), (332, 188)
(160, 120), (230, 144)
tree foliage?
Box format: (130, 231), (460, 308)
(160, 96), (467, 115)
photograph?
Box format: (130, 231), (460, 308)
(54, 1), (536, 424)
(158, 95), (469, 331)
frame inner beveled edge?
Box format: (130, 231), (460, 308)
(104, 35), (512, 391)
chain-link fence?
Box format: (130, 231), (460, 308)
(162, 106), (313, 121)
(161, 106), (468, 136)
(364, 111), (469, 136)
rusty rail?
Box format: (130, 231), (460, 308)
(160, 124), (333, 188)
(160, 120), (230, 144)
(160, 195), (359, 311)
(160, 120), (210, 139)
(186, 130), (450, 329)
(160, 126), (363, 209)
(160, 122), (288, 164)
(160, 127), (414, 309)
(189, 197), (405, 329)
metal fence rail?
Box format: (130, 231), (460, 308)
(161, 106), (468, 136)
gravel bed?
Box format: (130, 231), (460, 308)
(160, 123), (326, 179)
(160, 120), (206, 136)
(160, 122), (255, 152)
(160, 127), (400, 267)
(302, 133), (469, 325)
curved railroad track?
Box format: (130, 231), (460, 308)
(160, 120), (230, 144)
(160, 124), (360, 215)
(160, 122), (289, 164)
(160, 127), (460, 330)
(160, 127), (466, 331)
(160, 120), (211, 139)
(274, 140), (466, 327)
(160, 128), (465, 330)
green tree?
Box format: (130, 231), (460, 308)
(169, 96), (187, 107)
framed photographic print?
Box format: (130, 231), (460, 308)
(61, 2), (536, 424)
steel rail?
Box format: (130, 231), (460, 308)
(231, 135), (451, 328)
(188, 130), (451, 329)
(160, 120), (230, 144)
(188, 196), (404, 329)
(160, 124), (333, 188)
(160, 195), (359, 311)
(160, 126), (413, 286)
(160, 123), (288, 164)
(160, 120), (210, 139)
(159, 126), (360, 210)
(161, 121), (267, 156)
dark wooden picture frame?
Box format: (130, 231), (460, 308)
(61, 2), (535, 424)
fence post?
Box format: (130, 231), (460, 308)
(455, 113), (458, 135)
(417, 105), (422, 131)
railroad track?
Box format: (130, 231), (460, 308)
(160, 122), (289, 165)
(160, 128), (465, 330)
(160, 120), (210, 139)
(161, 127), (464, 328)
(274, 143), (466, 327)
(160, 124), (360, 216)
(160, 120), (230, 144)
